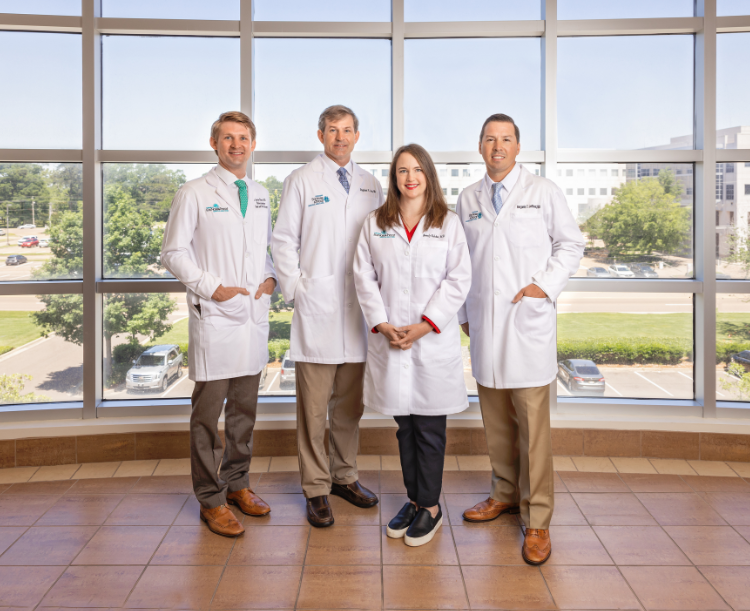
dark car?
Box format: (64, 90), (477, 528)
(729, 350), (750, 375)
(629, 263), (659, 278)
(586, 266), (610, 278)
(557, 359), (606, 395)
(5, 255), (27, 266)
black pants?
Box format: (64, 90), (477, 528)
(394, 414), (447, 508)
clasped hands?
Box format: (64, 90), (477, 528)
(375, 320), (433, 351)
(211, 278), (276, 302)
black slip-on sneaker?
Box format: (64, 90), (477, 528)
(386, 502), (418, 539)
(404, 505), (443, 547)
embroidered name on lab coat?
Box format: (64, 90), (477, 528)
(205, 203), (229, 213)
(309, 195), (330, 207)
(360, 188), (376, 194)
(423, 233), (445, 239)
(254, 198), (268, 208)
(465, 211), (482, 222)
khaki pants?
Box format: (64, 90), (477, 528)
(295, 361), (365, 498)
(478, 382), (554, 529)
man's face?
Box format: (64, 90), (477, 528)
(479, 121), (521, 177)
(210, 121), (256, 175)
(317, 116), (360, 165)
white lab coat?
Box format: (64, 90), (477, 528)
(354, 211), (472, 416)
(456, 165), (585, 390)
(271, 154), (385, 363)
(161, 166), (276, 382)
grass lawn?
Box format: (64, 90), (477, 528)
(0, 311), (43, 351)
(151, 317), (188, 346)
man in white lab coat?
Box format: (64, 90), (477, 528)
(457, 114), (585, 564)
(272, 105), (384, 527)
(161, 111), (277, 537)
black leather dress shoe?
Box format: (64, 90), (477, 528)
(404, 505), (443, 547)
(386, 502), (418, 539)
(331, 481), (379, 508)
(306, 495), (334, 528)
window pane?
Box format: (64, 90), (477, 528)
(557, 163), (693, 276)
(717, 34), (750, 134)
(254, 39), (391, 151)
(557, 292), (693, 400)
(558, 36), (693, 150)
(102, 0), (238, 19)
(718, 0), (750, 15)
(717, 292), (750, 404)
(1, 294), (83, 405)
(405, 38), (541, 151)
(0, 32), (81, 149)
(0, 163), (83, 281)
(103, 36), (239, 150)
(405, 0), (539, 21)
(716, 160), (750, 278)
(102, 163), (214, 278)
(559, 0), (693, 19)
(0, 0), (79, 15)
(254, 0), (390, 21)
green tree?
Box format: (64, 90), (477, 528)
(657, 168), (684, 198)
(0, 374), (50, 404)
(257, 175), (283, 228)
(103, 164), (186, 222)
(0, 163), (51, 228)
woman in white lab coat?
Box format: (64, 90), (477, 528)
(354, 144), (472, 547)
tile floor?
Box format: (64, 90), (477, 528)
(0, 455), (747, 609)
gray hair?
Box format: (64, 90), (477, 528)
(318, 104), (359, 133)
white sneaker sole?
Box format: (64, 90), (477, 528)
(404, 517), (442, 547)
(386, 525), (409, 539)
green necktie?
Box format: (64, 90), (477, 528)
(234, 179), (248, 218)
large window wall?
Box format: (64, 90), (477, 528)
(1, 0), (748, 421)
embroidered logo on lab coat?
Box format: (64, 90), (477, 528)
(465, 211), (482, 222)
(205, 203), (229, 213)
(309, 195), (330, 207)
(373, 231), (396, 238)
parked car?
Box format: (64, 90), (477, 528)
(17, 235), (38, 246)
(586, 266), (610, 278)
(126, 344), (182, 393)
(629, 263), (659, 278)
(608, 264), (635, 278)
(728, 350), (750, 375)
(5, 254), (27, 266)
(280, 350), (296, 390)
(0, 229), (5, 236)
(17, 224), (36, 229)
(258, 363), (269, 390)
(38, 239), (49, 248)
(19, 237), (39, 248)
(557, 359), (606, 395)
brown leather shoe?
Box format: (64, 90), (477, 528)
(331, 481), (379, 508)
(306, 495), (334, 527)
(227, 488), (271, 517)
(462, 498), (520, 522)
(200, 504), (245, 537)
(522, 528), (552, 565)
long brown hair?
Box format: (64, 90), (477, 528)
(375, 143), (449, 231)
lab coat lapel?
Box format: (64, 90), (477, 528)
(498, 165), (530, 220)
(206, 168), (242, 218)
(476, 182), (497, 221)
(408, 216), (427, 247)
(316, 155), (349, 198)
(349, 162), (364, 199)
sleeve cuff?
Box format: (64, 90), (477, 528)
(422, 315), (441, 334)
(531, 281), (552, 302)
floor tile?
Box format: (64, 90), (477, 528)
(700, 566), (750, 611)
(113, 460), (158, 478)
(665, 525), (750, 564)
(327, 493), (380, 526)
(129, 475), (194, 495)
(442, 493), (520, 527)
(223, 493), (307, 526)
(571, 456), (617, 473)
(553, 456), (576, 471)
(357, 455), (381, 471)
(442, 470), (491, 494)
(0, 467), (38, 485)
(211, 565), (302, 609)
(737, 524), (750, 541)
(41, 566), (142, 608)
(172, 494), (245, 526)
(463, 565), (556, 610)
(0, 525), (96, 565)
(70, 461), (121, 480)
(557, 471), (629, 493)
(36, 494), (124, 526)
(381, 455), (401, 470)
(305, 524), (381, 565)
(4, 480), (75, 495)
(452, 525), (524, 564)
(269, 456), (300, 472)
(0, 495), (59, 526)
(541, 565), (641, 609)
(611, 457), (658, 474)
(550, 493), (588, 526)
(380, 470), (407, 494)
(248, 456), (271, 473)
(104, 494), (188, 526)
(149, 525), (234, 565)
(228, 525), (309, 565)
(255, 472), (303, 494)
(688, 460), (738, 477)
(29, 464), (81, 482)
(73, 525), (167, 565)
(545, 525), (613, 565)
(682, 475), (750, 492)
(152, 458), (191, 477)
(443, 455), (459, 471)
(702, 492), (750, 525)
(619, 473), (693, 493)
(0, 527), (26, 556)
(358, 470), (380, 494)
(572, 492), (657, 526)
(553, 471), (567, 492)
(297, 565), (381, 609)
(123, 565), (223, 609)
(381, 524), (457, 565)
(380, 494), (411, 525)
(620, 566), (730, 610)
(383, 565), (468, 609)
(66, 476), (140, 495)
(0, 566), (65, 607)
(636, 492), (727, 526)
(457, 455), (491, 471)
(650, 458), (698, 475)
(594, 525), (691, 565)
(727, 462), (750, 478)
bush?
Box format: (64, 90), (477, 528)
(107, 341), (145, 387)
(716, 342), (750, 364)
(0, 346), (13, 356)
(268, 338), (290, 362)
(557, 337), (690, 365)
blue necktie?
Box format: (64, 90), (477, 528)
(337, 167), (350, 194)
(492, 182), (504, 215)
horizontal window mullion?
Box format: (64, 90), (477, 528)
(0, 281), (82, 295)
(717, 281), (750, 293)
(565, 279), (702, 293)
(559, 16), (702, 36)
(0, 149), (82, 162)
(404, 20), (544, 38)
(0, 402), (83, 422)
(716, 149), (750, 162)
(255, 151), (394, 164)
(717, 15), (750, 32)
(97, 17), (239, 36)
(96, 279), (185, 293)
(0, 13), (81, 32)
(254, 21), (391, 37)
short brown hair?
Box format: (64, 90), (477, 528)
(318, 105), (359, 133)
(375, 144), (449, 232)
(479, 113), (520, 143)
(211, 111), (256, 155)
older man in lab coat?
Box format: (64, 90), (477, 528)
(457, 114), (584, 565)
(162, 111), (276, 538)
(272, 105), (384, 527)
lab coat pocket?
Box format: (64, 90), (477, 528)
(295, 274), (338, 316)
(251, 292), (271, 325)
(415, 309), (460, 363)
(509, 214), (546, 248)
(415, 241), (449, 278)
(199, 293), (251, 329)
(513, 297), (555, 343)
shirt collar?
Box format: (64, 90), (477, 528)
(320, 153), (354, 178)
(214, 163), (249, 187)
(483, 162), (521, 197)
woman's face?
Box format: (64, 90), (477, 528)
(395, 152), (427, 201)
